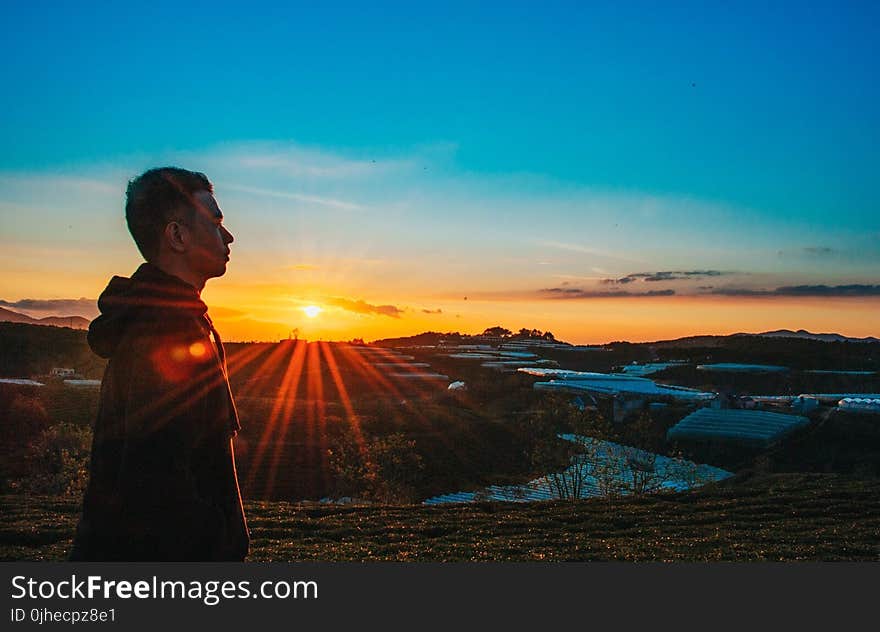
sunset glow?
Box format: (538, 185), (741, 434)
(303, 305), (323, 319)
(0, 3), (877, 344)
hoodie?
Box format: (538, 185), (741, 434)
(70, 263), (249, 561)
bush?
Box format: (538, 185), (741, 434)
(18, 422), (92, 497)
(327, 430), (425, 503)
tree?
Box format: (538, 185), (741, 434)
(523, 395), (614, 500)
(522, 394), (707, 501)
(327, 430), (425, 503)
(482, 326), (512, 338)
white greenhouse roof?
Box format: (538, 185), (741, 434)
(805, 370), (876, 375)
(837, 398), (880, 414)
(533, 378), (716, 402)
(386, 372), (449, 380)
(371, 362), (431, 367)
(63, 379), (101, 387)
(482, 359), (557, 367)
(751, 393), (880, 405)
(519, 368), (638, 380)
(697, 363), (788, 372)
(424, 436), (731, 505)
(619, 362), (686, 377)
(667, 408), (810, 447)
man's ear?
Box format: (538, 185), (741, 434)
(164, 221), (188, 253)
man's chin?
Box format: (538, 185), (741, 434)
(206, 264), (228, 280)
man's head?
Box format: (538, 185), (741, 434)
(125, 167), (234, 289)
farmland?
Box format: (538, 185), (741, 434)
(2, 323), (879, 562)
(2, 473), (878, 561)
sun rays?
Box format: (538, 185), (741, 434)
(215, 336), (465, 501)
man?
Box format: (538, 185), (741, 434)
(70, 167), (249, 561)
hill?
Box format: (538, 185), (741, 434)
(2, 473), (878, 561)
(757, 329), (880, 344)
(0, 322), (105, 379)
(0, 307), (89, 330)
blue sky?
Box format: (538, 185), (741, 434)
(1, 0), (878, 341)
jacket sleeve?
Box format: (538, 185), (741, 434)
(115, 327), (227, 560)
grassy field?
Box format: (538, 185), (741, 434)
(3, 328), (880, 562)
(2, 472), (878, 561)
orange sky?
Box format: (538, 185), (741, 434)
(200, 289), (880, 344)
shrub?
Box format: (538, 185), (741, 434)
(18, 422), (93, 497)
(327, 430), (424, 503)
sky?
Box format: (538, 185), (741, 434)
(1, 0), (878, 343)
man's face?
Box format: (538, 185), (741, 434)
(186, 190), (234, 281)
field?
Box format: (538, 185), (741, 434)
(2, 324), (880, 562)
(2, 473), (878, 561)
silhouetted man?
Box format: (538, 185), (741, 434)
(70, 167), (249, 561)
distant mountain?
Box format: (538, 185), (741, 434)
(649, 335), (731, 348)
(0, 307), (89, 330)
(650, 330), (879, 347)
(757, 329), (879, 344)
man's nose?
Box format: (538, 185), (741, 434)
(222, 226), (234, 244)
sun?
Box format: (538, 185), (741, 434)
(303, 305), (322, 318)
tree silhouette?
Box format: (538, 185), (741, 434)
(482, 326), (512, 338)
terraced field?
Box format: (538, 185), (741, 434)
(3, 473), (878, 561)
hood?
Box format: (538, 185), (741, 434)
(88, 263), (208, 358)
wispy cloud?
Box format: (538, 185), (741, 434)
(0, 173), (118, 197)
(708, 284), (880, 297)
(601, 270), (728, 284)
(0, 297), (98, 318)
(540, 288), (676, 299)
(211, 142), (414, 179)
(538, 240), (646, 265)
(224, 183), (363, 211)
(802, 246), (836, 257)
(324, 296), (404, 318)
(777, 246), (840, 258)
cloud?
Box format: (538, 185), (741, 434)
(211, 142), (414, 179)
(540, 283), (880, 299)
(802, 247), (836, 257)
(778, 246), (837, 258)
(224, 183), (363, 211)
(540, 288), (675, 299)
(421, 308), (443, 314)
(0, 173), (118, 197)
(601, 270), (726, 284)
(0, 297), (98, 318)
(601, 275), (637, 285)
(325, 297), (404, 318)
(709, 284), (880, 297)
(538, 241), (647, 266)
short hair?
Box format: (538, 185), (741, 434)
(125, 167), (213, 261)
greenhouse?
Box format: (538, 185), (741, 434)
(667, 408), (811, 447)
(424, 436), (731, 504)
